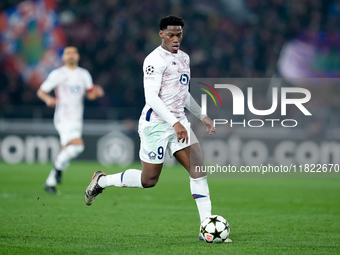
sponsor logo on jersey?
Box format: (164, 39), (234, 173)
(179, 73), (189, 85)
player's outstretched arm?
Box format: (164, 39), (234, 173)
(185, 92), (207, 121)
(86, 85), (104, 100)
(202, 116), (216, 135)
(37, 89), (56, 107)
(185, 93), (215, 135)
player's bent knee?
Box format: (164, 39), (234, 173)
(190, 170), (207, 179)
(142, 183), (156, 188)
(68, 145), (84, 158)
(141, 178), (158, 188)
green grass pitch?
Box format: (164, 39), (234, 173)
(0, 161), (339, 255)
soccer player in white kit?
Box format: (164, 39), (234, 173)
(37, 46), (104, 194)
(85, 16), (230, 242)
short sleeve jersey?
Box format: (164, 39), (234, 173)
(40, 66), (93, 127)
(140, 46), (190, 123)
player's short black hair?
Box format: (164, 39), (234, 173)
(64, 45), (77, 49)
(63, 45), (78, 52)
(159, 15), (184, 30)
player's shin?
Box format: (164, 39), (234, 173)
(45, 145), (84, 186)
(190, 176), (212, 223)
(98, 169), (143, 188)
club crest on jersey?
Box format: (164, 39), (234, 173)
(70, 86), (81, 94)
(148, 151), (156, 160)
(145, 65), (154, 75)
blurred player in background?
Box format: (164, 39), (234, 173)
(37, 46), (104, 194)
(85, 15), (230, 242)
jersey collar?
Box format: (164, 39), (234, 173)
(158, 46), (179, 55)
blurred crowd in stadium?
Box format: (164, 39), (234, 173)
(0, 0), (339, 121)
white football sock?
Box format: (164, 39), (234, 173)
(54, 145), (84, 171)
(46, 169), (57, 186)
(98, 169), (143, 188)
(190, 176), (212, 223)
(45, 145), (84, 187)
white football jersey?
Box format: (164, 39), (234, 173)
(140, 46), (190, 123)
(40, 66), (93, 127)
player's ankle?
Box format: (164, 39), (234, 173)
(97, 175), (106, 188)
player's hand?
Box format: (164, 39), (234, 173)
(94, 85), (105, 98)
(45, 97), (56, 107)
(173, 121), (188, 144)
(202, 116), (216, 135)
(87, 85), (105, 100)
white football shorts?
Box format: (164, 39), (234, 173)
(55, 124), (82, 146)
(138, 118), (198, 164)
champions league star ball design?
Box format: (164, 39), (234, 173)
(145, 65), (154, 75)
(200, 215), (230, 243)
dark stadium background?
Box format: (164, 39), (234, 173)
(1, 0), (338, 118)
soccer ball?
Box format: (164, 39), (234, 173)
(200, 215), (230, 243)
